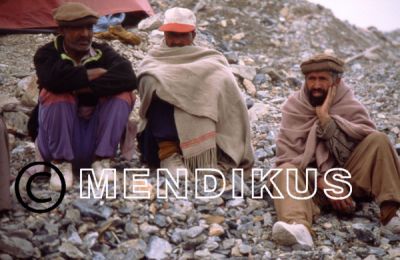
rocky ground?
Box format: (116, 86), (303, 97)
(1, 0), (400, 259)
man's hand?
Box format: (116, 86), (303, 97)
(317, 176), (355, 214)
(87, 68), (107, 81)
(316, 86), (337, 127)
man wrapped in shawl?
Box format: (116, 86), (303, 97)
(137, 7), (254, 176)
(272, 53), (400, 247)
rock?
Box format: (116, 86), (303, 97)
(222, 238), (235, 250)
(253, 74), (268, 85)
(248, 102), (269, 123)
(173, 200), (194, 216)
(59, 242), (86, 259)
(204, 237), (219, 251)
(243, 79), (257, 96)
(0, 95), (19, 113)
(6, 229), (33, 240)
(203, 215), (225, 225)
(239, 244), (252, 255)
(72, 199), (106, 220)
(263, 251), (272, 259)
(195, 248), (211, 258)
(184, 226), (205, 239)
(154, 214), (168, 228)
(3, 111), (29, 136)
(226, 198), (245, 208)
(0, 234), (35, 259)
(368, 247), (386, 257)
(67, 225), (82, 246)
(138, 13), (163, 31)
(118, 239), (147, 259)
(323, 222), (333, 229)
(352, 223), (376, 244)
(139, 222), (160, 235)
(232, 32), (245, 41)
(255, 148), (268, 161)
(82, 232), (99, 249)
(209, 223), (224, 237)
(44, 222), (59, 236)
(64, 208), (81, 224)
(231, 244), (242, 257)
(388, 248), (400, 258)
(181, 234), (208, 250)
(0, 254), (13, 260)
(125, 221), (139, 238)
(224, 51), (238, 64)
(145, 236), (172, 259)
(231, 64), (257, 81)
(16, 75), (38, 107)
(92, 252), (106, 260)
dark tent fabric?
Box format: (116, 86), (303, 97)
(0, 0), (154, 32)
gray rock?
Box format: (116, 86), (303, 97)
(0, 254), (13, 260)
(154, 214), (168, 228)
(138, 13), (163, 31)
(254, 73), (268, 85)
(352, 223), (376, 244)
(64, 208), (81, 224)
(125, 221), (139, 238)
(59, 242), (85, 259)
(67, 225), (82, 246)
(255, 148), (268, 161)
(194, 248), (211, 258)
(257, 90), (269, 99)
(231, 64), (257, 81)
(388, 248), (400, 258)
(145, 236), (172, 259)
(224, 51), (239, 64)
(0, 234), (35, 259)
(6, 229), (33, 240)
(3, 111), (29, 136)
(239, 244), (252, 255)
(44, 222), (59, 236)
(182, 234), (208, 250)
(368, 247), (386, 257)
(184, 226), (205, 239)
(72, 199), (106, 220)
(222, 238), (235, 250)
(140, 222), (160, 235)
(226, 198), (245, 208)
(92, 252), (106, 260)
(83, 232), (99, 249)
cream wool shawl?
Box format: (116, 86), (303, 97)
(138, 44), (254, 171)
(276, 82), (376, 172)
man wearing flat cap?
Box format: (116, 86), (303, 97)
(271, 53), (400, 247)
(33, 2), (137, 191)
(137, 7), (254, 176)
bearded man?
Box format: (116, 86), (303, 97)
(271, 53), (400, 247)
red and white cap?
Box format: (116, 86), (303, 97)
(159, 7), (196, 33)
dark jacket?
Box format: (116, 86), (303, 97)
(34, 36), (137, 105)
(28, 36), (137, 140)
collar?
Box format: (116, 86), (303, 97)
(54, 36), (102, 66)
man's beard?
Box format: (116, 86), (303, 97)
(307, 89), (328, 107)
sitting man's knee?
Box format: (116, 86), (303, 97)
(365, 131), (390, 145)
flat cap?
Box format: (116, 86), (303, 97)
(53, 2), (99, 26)
(300, 53), (345, 74)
